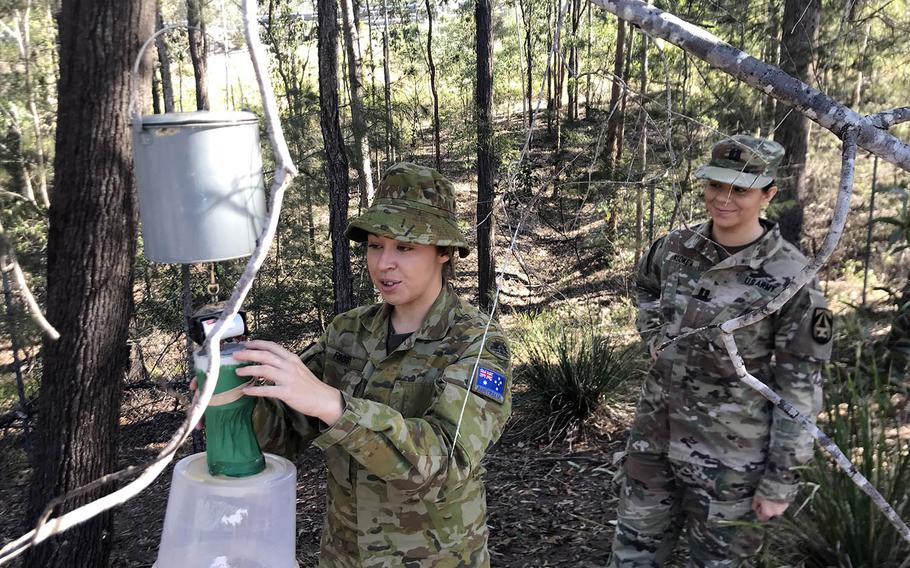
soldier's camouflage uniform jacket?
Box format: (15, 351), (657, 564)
(632, 220), (832, 502)
(253, 284), (512, 567)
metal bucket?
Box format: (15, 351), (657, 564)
(133, 110), (267, 263)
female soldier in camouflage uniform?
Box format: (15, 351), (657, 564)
(611, 136), (833, 566)
(234, 162), (512, 567)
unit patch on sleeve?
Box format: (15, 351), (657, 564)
(487, 338), (510, 361)
(473, 367), (506, 403)
(811, 308), (833, 344)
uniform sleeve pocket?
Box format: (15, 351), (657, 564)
(390, 376), (442, 418)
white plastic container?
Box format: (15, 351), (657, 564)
(154, 452), (298, 568)
(133, 110), (267, 263)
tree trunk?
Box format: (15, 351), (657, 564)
(24, 1), (154, 567)
(155, 8), (175, 113)
(635, 26), (648, 266)
(317, 0), (355, 315)
(760, 0), (780, 135)
(426, 0), (441, 171)
(603, 16), (626, 167)
(567, 0), (582, 122)
(545, 0), (553, 133)
(13, 4), (50, 207)
(2, 126), (36, 202)
(553, 8), (564, 174)
(771, 0), (820, 246)
(850, 21), (871, 108)
(381, 0), (393, 165)
(585, 1), (592, 119)
(475, 0), (495, 310)
(340, 0), (376, 207)
(186, 0), (209, 111)
(520, 0), (534, 128)
(613, 26), (633, 166)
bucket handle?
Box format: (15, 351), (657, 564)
(129, 25), (233, 133)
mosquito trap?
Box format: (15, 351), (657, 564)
(154, 306), (298, 568)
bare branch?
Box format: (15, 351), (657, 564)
(720, 333), (910, 542)
(0, 217), (59, 340)
(589, 0), (910, 172)
(0, 1), (297, 563)
(868, 107), (910, 130)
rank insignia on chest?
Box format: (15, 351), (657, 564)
(473, 367), (506, 403)
(811, 308), (833, 344)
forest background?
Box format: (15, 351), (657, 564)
(0, 0), (909, 566)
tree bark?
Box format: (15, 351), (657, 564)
(2, 126), (35, 202)
(317, 0), (355, 315)
(154, 8), (175, 113)
(186, 0), (209, 111)
(340, 0), (375, 206)
(426, 0), (441, 171)
(614, 26), (633, 166)
(603, 16), (626, 166)
(635, 27), (648, 266)
(567, 0), (582, 121)
(24, 1), (154, 567)
(475, 0), (495, 310)
(12, 4), (50, 207)
(585, 0), (592, 119)
(381, 0), (393, 165)
(771, 0), (820, 246)
(519, 0), (534, 128)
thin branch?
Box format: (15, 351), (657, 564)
(719, 334), (910, 543)
(589, 0), (910, 172)
(0, 1), (297, 563)
(868, 107), (910, 130)
(0, 217), (59, 340)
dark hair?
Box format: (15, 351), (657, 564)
(761, 181), (776, 192)
(437, 246), (456, 283)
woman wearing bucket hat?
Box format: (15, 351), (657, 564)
(234, 162), (512, 567)
(611, 135), (833, 566)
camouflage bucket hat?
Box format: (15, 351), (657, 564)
(694, 134), (785, 189)
(345, 162), (470, 257)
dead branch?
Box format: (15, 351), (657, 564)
(0, 216), (60, 340)
(589, 0), (910, 172)
(869, 107), (910, 130)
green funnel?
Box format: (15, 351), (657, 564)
(195, 343), (265, 477)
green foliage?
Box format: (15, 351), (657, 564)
(777, 357), (910, 567)
(514, 310), (641, 438)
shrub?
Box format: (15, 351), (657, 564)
(516, 314), (642, 440)
(778, 358), (910, 567)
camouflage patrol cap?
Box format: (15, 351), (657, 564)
(345, 162), (470, 257)
(694, 134), (785, 189)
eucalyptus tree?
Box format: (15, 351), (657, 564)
(24, 1), (155, 566)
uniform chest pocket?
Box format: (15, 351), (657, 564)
(324, 346), (367, 393)
(389, 374), (443, 418)
(661, 268), (703, 333)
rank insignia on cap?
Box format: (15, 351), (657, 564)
(473, 367), (506, 403)
(811, 308), (833, 344)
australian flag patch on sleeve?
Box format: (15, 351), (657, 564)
(473, 367), (506, 403)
